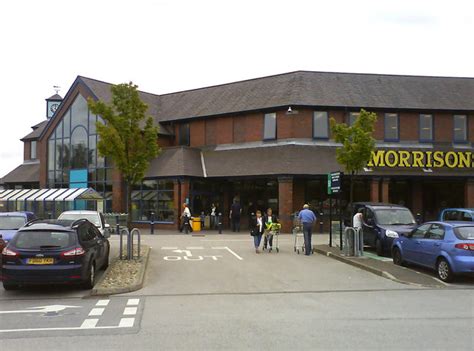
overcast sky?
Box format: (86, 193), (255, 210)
(0, 0), (473, 177)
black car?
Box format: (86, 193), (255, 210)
(348, 202), (417, 256)
(1, 219), (110, 290)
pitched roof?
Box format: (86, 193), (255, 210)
(1, 162), (40, 184)
(145, 147), (204, 178)
(46, 94), (63, 101)
(78, 71), (474, 124)
(21, 120), (48, 140)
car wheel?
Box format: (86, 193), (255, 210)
(2, 282), (19, 291)
(82, 262), (96, 289)
(392, 247), (404, 266)
(375, 238), (384, 256)
(436, 258), (454, 283)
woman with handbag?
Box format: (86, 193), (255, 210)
(250, 210), (264, 253)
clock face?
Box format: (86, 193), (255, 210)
(50, 103), (59, 113)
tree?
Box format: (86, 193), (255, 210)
(330, 109), (377, 205)
(88, 82), (160, 230)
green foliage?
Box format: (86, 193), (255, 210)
(330, 109), (377, 175)
(88, 82), (160, 186)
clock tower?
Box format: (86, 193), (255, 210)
(46, 92), (63, 119)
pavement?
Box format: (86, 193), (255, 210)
(1, 230), (473, 350)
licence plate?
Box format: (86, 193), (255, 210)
(27, 258), (54, 265)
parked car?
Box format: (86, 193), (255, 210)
(0, 212), (36, 244)
(58, 210), (110, 236)
(1, 218), (110, 290)
(350, 202), (417, 256)
(392, 221), (474, 282)
(439, 208), (474, 222)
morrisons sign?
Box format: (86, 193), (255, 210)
(367, 150), (473, 168)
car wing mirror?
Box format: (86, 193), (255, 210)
(105, 223), (110, 229)
(103, 231), (111, 239)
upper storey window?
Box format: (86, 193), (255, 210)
(30, 141), (37, 160)
(263, 113), (276, 140)
(178, 123), (190, 146)
(313, 111), (329, 139)
(384, 113), (399, 142)
(419, 114), (433, 142)
(453, 115), (467, 143)
(348, 112), (359, 126)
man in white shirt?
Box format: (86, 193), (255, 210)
(353, 208), (364, 229)
(180, 203), (192, 233)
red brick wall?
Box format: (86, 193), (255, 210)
(434, 113), (452, 142)
(190, 120), (205, 147)
(205, 119), (217, 146)
(277, 111), (293, 139)
(293, 180), (305, 212)
(244, 113), (263, 142)
(382, 178), (390, 203)
(465, 179), (474, 208)
(373, 112), (384, 140)
(158, 136), (173, 147)
(216, 117), (233, 144)
(293, 109), (313, 139)
(370, 178), (380, 202)
(24, 141), (30, 161)
(469, 114), (474, 142)
(278, 177), (293, 233)
(399, 112), (418, 141)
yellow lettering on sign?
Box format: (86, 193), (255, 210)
(433, 151), (444, 167)
(398, 150), (410, 167)
(458, 152), (471, 168)
(425, 151), (433, 168)
(385, 150), (399, 167)
(445, 151), (458, 168)
(412, 151), (425, 167)
(367, 150), (385, 167)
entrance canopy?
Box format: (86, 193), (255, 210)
(0, 188), (103, 219)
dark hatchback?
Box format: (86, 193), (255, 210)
(1, 219), (110, 290)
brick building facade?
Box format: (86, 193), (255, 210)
(2, 71), (474, 232)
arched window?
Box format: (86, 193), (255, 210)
(71, 126), (88, 169)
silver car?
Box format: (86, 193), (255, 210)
(58, 210), (110, 236)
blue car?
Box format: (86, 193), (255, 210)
(439, 208), (474, 222)
(0, 212), (36, 244)
(392, 221), (474, 282)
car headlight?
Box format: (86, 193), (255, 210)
(385, 230), (399, 238)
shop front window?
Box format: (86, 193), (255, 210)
(131, 179), (175, 223)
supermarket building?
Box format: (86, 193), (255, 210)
(2, 71), (474, 232)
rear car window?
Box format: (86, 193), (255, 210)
(0, 216), (26, 230)
(374, 208), (416, 226)
(12, 231), (76, 249)
(58, 213), (101, 227)
(454, 226), (474, 240)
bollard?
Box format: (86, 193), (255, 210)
(115, 214), (120, 236)
(150, 212), (155, 235)
(119, 228), (129, 260)
(319, 212), (324, 234)
(218, 213), (223, 234)
(131, 228), (141, 259)
(127, 229), (132, 260)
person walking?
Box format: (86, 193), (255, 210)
(250, 210), (265, 253)
(298, 204), (317, 255)
(210, 203), (217, 229)
(229, 200), (242, 232)
(180, 203), (193, 233)
(263, 208), (278, 252)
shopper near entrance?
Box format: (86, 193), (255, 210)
(180, 203), (193, 233)
(263, 208), (279, 252)
(298, 204), (317, 255)
(353, 208), (364, 230)
(230, 200), (242, 232)
(210, 203), (217, 229)
(250, 210), (265, 253)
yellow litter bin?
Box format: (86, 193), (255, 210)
(192, 217), (201, 231)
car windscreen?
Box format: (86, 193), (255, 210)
(0, 216), (26, 230)
(12, 231), (76, 249)
(453, 226), (474, 240)
(373, 209), (416, 226)
(58, 213), (101, 227)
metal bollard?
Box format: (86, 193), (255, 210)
(127, 228), (132, 260)
(150, 212), (155, 235)
(119, 228), (129, 260)
(218, 213), (222, 234)
(319, 212), (324, 234)
(115, 214), (120, 236)
(131, 228), (141, 259)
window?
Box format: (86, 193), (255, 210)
(419, 114), (433, 142)
(348, 112), (359, 126)
(313, 111), (329, 139)
(453, 115), (467, 143)
(131, 179), (175, 223)
(178, 123), (190, 146)
(30, 141), (37, 160)
(412, 224), (430, 239)
(384, 113), (399, 141)
(427, 223), (445, 240)
(462, 212), (473, 222)
(263, 113), (276, 140)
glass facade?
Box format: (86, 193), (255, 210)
(47, 94), (113, 212)
(131, 179), (174, 222)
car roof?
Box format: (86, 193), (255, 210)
(353, 202), (409, 210)
(59, 211), (100, 215)
(436, 220), (474, 227)
(19, 219), (91, 232)
(441, 208), (474, 212)
(0, 211), (33, 217)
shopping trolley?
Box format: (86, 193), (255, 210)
(293, 217), (305, 254)
(263, 222), (281, 253)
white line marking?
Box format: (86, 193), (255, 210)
(433, 277), (450, 286)
(127, 298), (140, 306)
(80, 319), (99, 328)
(88, 308), (104, 316)
(161, 246), (178, 250)
(0, 324), (134, 333)
(119, 318), (135, 327)
(96, 300), (109, 306)
(123, 307), (138, 315)
(212, 246), (243, 260)
(186, 246), (204, 249)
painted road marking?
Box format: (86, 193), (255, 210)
(127, 299), (140, 306)
(119, 318), (135, 328)
(123, 307), (137, 315)
(96, 300), (110, 306)
(162, 247), (243, 261)
(161, 246), (178, 250)
(0, 305), (81, 315)
(186, 246), (204, 249)
(80, 319), (99, 328)
(212, 246), (244, 260)
(88, 308), (105, 316)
